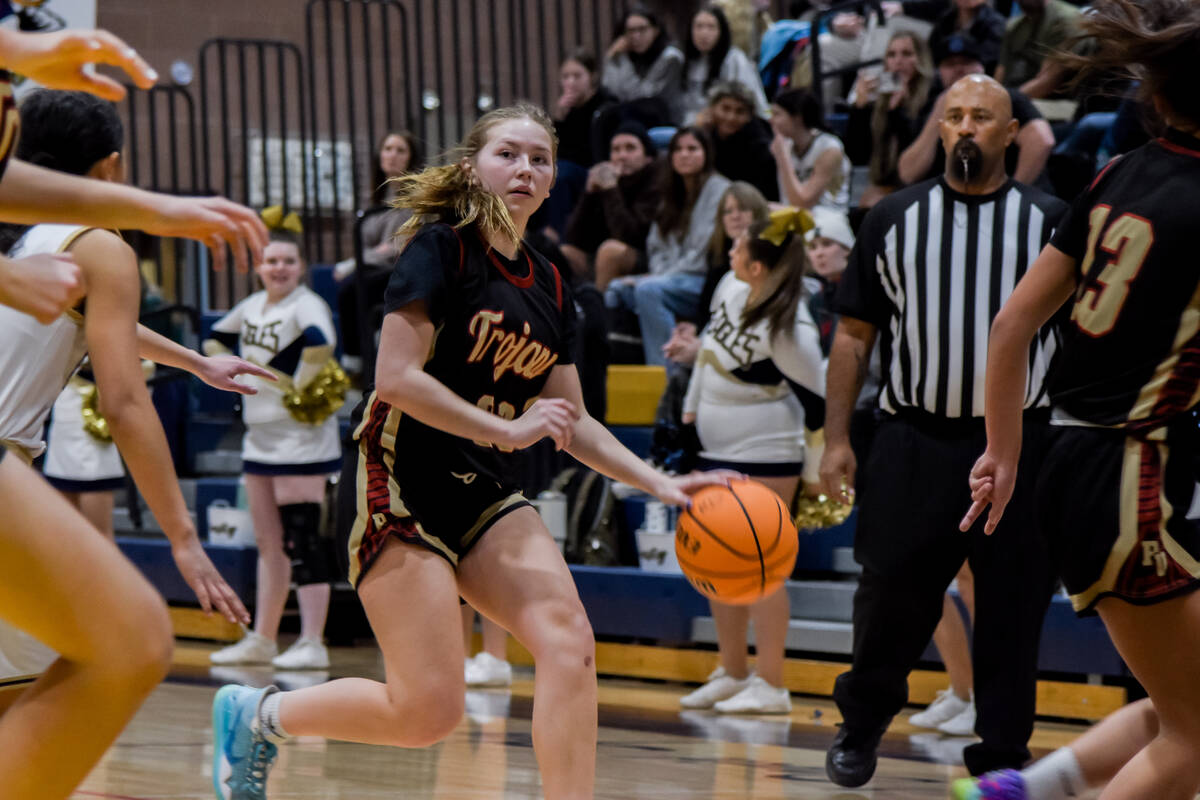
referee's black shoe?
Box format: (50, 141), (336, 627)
(825, 722), (888, 787)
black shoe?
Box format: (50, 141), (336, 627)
(825, 722), (888, 787)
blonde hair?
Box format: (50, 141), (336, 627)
(708, 181), (769, 260)
(390, 104), (558, 244)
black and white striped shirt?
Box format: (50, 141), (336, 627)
(836, 177), (1068, 418)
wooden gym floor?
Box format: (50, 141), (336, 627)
(65, 640), (1091, 800)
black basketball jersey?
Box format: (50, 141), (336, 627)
(353, 221), (577, 479)
(1048, 128), (1200, 432)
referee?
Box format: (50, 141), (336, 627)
(820, 75), (1067, 787)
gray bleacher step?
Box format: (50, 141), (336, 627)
(785, 579), (857, 622)
(691, 616), (853, 655)
(832, 546), (861, 575)
(113, 506), (197, 537)
(195, 448), (243, 475)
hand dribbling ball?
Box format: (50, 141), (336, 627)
(675, 479), (798, 605)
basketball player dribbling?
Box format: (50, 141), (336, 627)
(210, 104), (738, 800)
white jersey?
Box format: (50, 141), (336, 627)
(210, 286), (338, 427)
(0, 224), (95, 457)
(683, 272), (826, 477)
(779, 130), (851, 213)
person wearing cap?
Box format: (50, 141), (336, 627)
(696, 80), (779, 202)
(804, 206), (856, 353)
(897, 31), (1054, 186)
(561, 121), (661, 289)
(927, 0), (1006, 74)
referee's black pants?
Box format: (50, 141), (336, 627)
(832, 410), (1057, 775)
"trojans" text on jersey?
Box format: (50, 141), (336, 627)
(467, 310), (559, 381)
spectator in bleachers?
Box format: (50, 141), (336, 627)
(897, 32), (1054, 186)
(553, 49), (616, 169)
(927, 0), (1005, 74)
(606, 126), (730, 367)
(602, 7), (684, 127)
(561, 121), (660, 289)
(995, 0), (1084, 99)
(677, 209), (826, 716)
(337, 130), (422, 377)
(697, 80), (779, 202)
(770, 88), (852, 213)
(845, 31), (934, 208)
(533, 51), (618, 242)
(680, 5), (769, 125)
(805, 206), (856, 353)
(664, 182), (771, 368)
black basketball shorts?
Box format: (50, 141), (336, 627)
(1037, 423), (1200, 615)
(337, 437), (531, 588)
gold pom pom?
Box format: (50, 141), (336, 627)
(281, 360), (350, 425)
(793, 493), (854, 531)
(79, 384), (112, 443)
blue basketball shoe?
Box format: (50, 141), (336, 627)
(950, 768), (1027, 799)
(212, 684), (279, 799)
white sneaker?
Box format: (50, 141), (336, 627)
(679, 667), (752, 709)
(909, 688), (970, 729)
(713, 675), (792, 714)
(209, 632), (277, 666)
(465, 652), (512, 687)
(271, 637), (330, 670)
(937, 693), (977, 736)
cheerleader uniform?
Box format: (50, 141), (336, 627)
(207, 285), (342, 475)
(682, 271), (826, 481)
(42, 370), (126, 492)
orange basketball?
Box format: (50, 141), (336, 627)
(675, 479), (798, 605)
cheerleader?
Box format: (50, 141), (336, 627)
(678, 208), (826, 714)
(206, 215), (344, 671)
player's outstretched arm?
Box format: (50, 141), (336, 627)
(76, 230), (249, 624)
(960, 243), (1078, 534)
(136, 324), (275, 395)
(0, 27), (156, 101)
(0, 160), (267, 272)
(541, 364), (741, 507)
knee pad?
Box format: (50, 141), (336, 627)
(279, 501), (334, 586)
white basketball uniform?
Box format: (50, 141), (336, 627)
(209, 286), (342, 472)
(683, 271), (826, 481)
(0, 225), (95, 461)
(0, 224), (100, 678)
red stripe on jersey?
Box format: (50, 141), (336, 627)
(1138, 330), (1200, 433)
(447, 225), (465, 274)
(476, 229), (535, 287)
(1157, 138), (1200, 160)
(551, 262), (563, 311)
(1088, 155), (1123, 192)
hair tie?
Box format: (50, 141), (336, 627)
(758, 206), (814, 246)
(261, 205), (304, 234)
